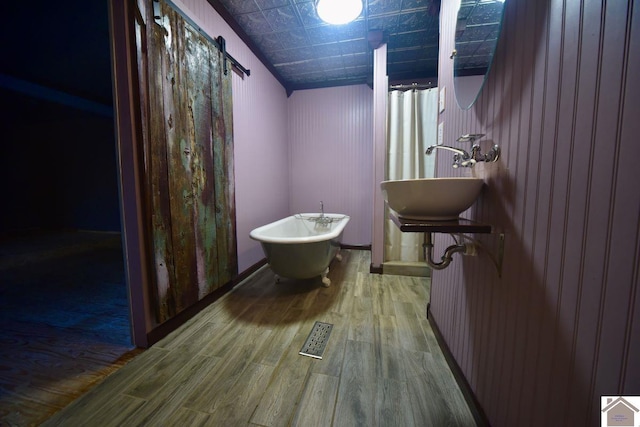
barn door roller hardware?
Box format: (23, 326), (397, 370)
(217, 36), (250, 78)
(152, 0), (251, 79)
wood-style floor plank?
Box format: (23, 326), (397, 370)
(122, 355), (222, 426)
(76, 394), (146, 426)
(41, 250), (477, 426)
(291, 373), (339, 427)
(249, 325), (315, 427)
(184, 328), (272, 414)
(375, 377), (415, 427)
(374, 315), (406, 380)
(333, 339), (377, 426)
(163, 407), (212, 427)
(207, 362), (274, 424)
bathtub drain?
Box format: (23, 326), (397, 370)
(299, 321), (333, 359)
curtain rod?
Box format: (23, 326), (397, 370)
(157, 0), (250, 78)
(389, 82), (435, 91)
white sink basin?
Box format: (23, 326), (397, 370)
(380, 177), (484, 221)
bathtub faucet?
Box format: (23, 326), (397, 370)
(314, 201), (333, 225)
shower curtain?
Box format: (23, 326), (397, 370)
(384, 88), (438, 262)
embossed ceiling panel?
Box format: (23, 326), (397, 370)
(209, 0), (442, 92)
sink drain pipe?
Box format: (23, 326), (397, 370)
(422, 232), (468, 270)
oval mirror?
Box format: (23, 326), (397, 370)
(453, 0), (507, 110)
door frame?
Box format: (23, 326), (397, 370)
(108, 0), (151, 348)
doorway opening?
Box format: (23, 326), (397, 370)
(0, 1), (139, 424)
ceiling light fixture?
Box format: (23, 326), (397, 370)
(316, 0), (363, 25)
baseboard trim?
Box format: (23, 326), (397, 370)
(369, 263), (383, 274)
(146, 258), (268, 347)
(382, 261), (431, 277)
(427, 306), (490, 427)
(340, 243), (371, 250)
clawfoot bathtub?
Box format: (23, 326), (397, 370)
(249, 213), (350, 287)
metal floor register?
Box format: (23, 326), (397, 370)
(299, 321), (333, 359)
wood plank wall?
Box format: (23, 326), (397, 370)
(432, 0), (640, 425)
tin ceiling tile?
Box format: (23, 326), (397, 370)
(317, 56), (345, 70)
(291, 59), (324, 73)
(388, 48), (418, 63)
(236, 11), (272, 35)
(276, 28), (310, 48)
(324, 67), (351, 78)
(468, 2), (504, 25)
(343, 64), (369, 75)
(397, 11), (434, 33)
(307, 72), (331, 82)
(223, 0), (260, 15)
(368, 0), (402, 16)
(458, 25), (497, 44)
(305, 26), (339, 45)
(392, 56), (435, 71)
(341, 53), (369, 68)
(367, 15), (399, 34)
(255, 0), (289, 9)
(401, 0), (433, 12)
(389, 30), (432, 49)
(262, 6), (301, 31)
(338, 39), (369, 56)
(332, 20), (367, 41)
(266, 48), (296, 64)
(253, 32), (284, 52)
(311, 43), (343, 57)
(295, 1), (324, 27)
(214, 0), (506, 91)
(278, 46), (315, 63)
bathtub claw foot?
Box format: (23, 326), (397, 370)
(321, 268), (331, 287)
(335, 252), (343, 262)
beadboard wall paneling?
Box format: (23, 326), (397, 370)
(171, 0), (290, 272)
(371, 44), (388, 268)
(288, 85), (373, 245)
(431, 0), (640, 426)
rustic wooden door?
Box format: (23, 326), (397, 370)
(134, 0), (237, 323)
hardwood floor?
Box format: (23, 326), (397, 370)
(43, 250), (477, 426)
(0, 232), (141, 426)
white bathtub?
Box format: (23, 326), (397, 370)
(249, 213), (350, 286)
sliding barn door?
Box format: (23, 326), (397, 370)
(134, 0), (236, 323)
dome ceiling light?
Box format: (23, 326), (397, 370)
(315, 0), (363, 25)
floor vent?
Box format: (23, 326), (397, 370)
(299, 321), (333, 359)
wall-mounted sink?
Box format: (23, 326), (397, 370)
(380, 177), (484, 221)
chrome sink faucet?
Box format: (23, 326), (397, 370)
(426, 134), (500, 168)
(425, 145), (474, 168)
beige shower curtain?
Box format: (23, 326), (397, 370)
(384, 88), (438, 262)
